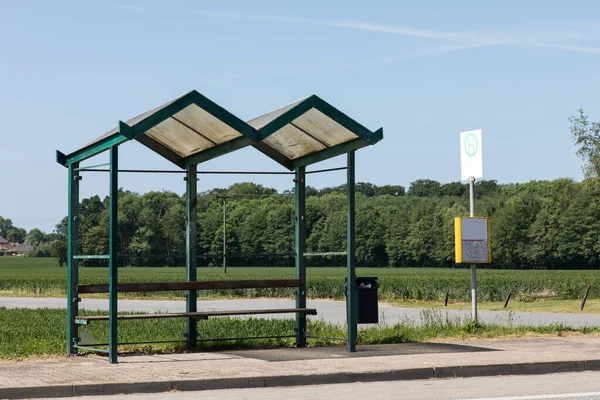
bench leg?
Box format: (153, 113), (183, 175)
(295, 311), (307, 347)
(186, 301), (197, 349)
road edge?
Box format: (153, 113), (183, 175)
(1, 359), (599, 399)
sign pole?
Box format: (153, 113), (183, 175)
(461, 129), (482, 322)
(469, 176), (477, 321)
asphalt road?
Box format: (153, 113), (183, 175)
(3, 297), (600, 327)
(48, 371), (600, 400)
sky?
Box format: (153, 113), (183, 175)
(1, 0), (600, 233)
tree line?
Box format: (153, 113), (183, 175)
(25, 176), (596, 269)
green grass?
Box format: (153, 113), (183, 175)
(0, 307), (333, 359)
(1, 257), (599, 303)
(1, 307), (598, 360)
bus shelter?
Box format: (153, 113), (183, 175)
(56, 90), (383, 363)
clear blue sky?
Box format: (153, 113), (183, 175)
(1, 0), (599, 233)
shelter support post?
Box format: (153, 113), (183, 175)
(186, 164), (198, 348)
(295, 166), (307, 347)
(223, 198), (227, 274)
(346, 150), (357, 352)
(108, 145), (119, 364)
(66, 162), (80, 356)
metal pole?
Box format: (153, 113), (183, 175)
(108, 145), (119, 364)
(469, 176), (477, 322)
(295, 166), (307, 347)
(223, 198), (227, 274)
(66, 162), (80, 356)
(186, 165), (198, 348)
(347, 150), (357, 352)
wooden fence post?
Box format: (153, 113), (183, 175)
(504, 290), (512, 308)
(580, 284), (591, 311)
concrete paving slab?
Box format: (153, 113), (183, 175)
(1, 336), (600, 399)
(218, 342), (495, 362)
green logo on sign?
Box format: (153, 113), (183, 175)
(464, 133), (478, 157)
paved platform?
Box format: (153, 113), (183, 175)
(1, 336), (600, 399)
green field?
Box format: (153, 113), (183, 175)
(1, 258), (599, 303)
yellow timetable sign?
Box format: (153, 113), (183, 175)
(455, 217), (491, 264)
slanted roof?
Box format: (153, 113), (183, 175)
(0, 236), (8, 244)
(57, 91), (383, 170)
(8, 243), (34, 253)
(56, 91), (259, 168)
(248, 95), (382, 170)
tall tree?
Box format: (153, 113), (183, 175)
(0, 217), (25, 242)
(570, 109), (600, 179)
(407, 179), (442, 197)
(26, 228), (46, 247)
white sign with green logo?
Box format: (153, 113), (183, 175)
(460, 129), (482, 180)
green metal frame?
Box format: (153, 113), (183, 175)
(58, 91), (381, 363)
(291, 138), (371, 169)
(186, 165), (198, 347)
(346, 150), (357, 352)
(294, 166), (307, 347)
(73, 255), (109, 259)
(66, 162), (80, 356)
(108, 145), (119, 363)
(57, 135), (128, 167)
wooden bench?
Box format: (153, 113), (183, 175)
(75, 308), (317, 325)
(75, 279), (316, 324)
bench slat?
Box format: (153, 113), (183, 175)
(78, 279), (302, 294)
(76, 308), (317, 322)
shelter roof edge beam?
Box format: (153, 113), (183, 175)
(251, 142), (294, 170)
(57, 134), (128, 167)
(311, 96), (383, 145)
(134, 133), (186, 168)
(291, 138), (371, 169)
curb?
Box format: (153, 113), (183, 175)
(2, 359), (600, 399)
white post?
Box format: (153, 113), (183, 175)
(469, 176), (477, 321)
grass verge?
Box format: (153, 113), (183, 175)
(1, 307), (599, 360)
(389, 298), (600, 314)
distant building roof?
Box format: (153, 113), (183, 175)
(0, 236), (8, 244)
(8, 243), (34, 253)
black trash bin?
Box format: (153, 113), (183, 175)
(345, 276), (379, 324)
